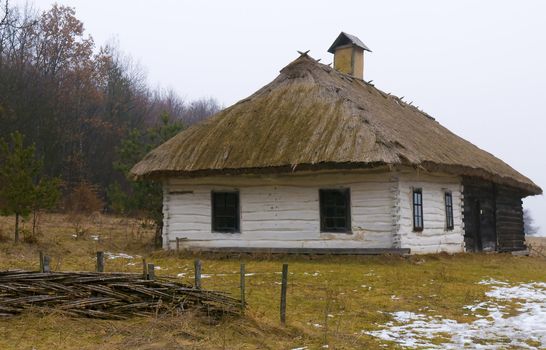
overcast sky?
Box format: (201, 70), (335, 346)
(18, 0), (546, 234)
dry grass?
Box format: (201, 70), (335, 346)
(527, 236), (546, 257)
(1, 213), (545, 349)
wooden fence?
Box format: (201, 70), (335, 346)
(2, 251), (292, 323)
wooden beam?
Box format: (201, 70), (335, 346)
(185, 247), (410, 255)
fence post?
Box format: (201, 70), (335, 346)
(147, 263), (155, 280)
(194, 259), (201, 289)
(96, 251), (105, 272)
(39, 251), (44, 272)
(176, 237), (180, 252)
(280, 263), (288, 324)
(142, 258), (147, 279)
(42, 256), (51, 273)
(240, 263), (246, 313)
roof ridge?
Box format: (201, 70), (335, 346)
(131, 53), (541, 195)
(286, 53), (436, 121)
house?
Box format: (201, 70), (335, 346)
(131, 32), (542, 254)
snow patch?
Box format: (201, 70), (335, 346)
(365, 279), (546, 349)
(104, 252), (136, 260)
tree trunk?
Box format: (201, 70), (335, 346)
(32, 210), (37, 237)
(14, 212), (19, 243)
(154, 222), (163, 249)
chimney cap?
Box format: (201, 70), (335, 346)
(328, 32), (372, 54)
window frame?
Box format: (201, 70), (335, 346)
(444, 191), (454, 231)
(412, 188), (424, 232)
(211, 191), (240, 233)
(319, 188), (352, 234)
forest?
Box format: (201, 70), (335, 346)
(0, 1), (220, 223)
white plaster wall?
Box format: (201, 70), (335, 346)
(163, 169), (465, 254)
(396, 172), (465, 254)
(163, 171), (397, 249)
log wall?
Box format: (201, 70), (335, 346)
(162, 169), (468, 254)
(462, 178), (526, 252)
(163, 171), (397, 249)
(462, 178), (497, 252)
(396, 172), (465, 254)
(495, 185), (526, 251)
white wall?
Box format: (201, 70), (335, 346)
(396, 172), (465, 254)
(163, 171), (397, 249)
(162, 169), (466, 254)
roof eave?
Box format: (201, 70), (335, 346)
(131, 161), (542, 197)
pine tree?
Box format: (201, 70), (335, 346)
(109, 112), (184, 248)
(0, 132), (60, 242)
(31, 176), (62, 236)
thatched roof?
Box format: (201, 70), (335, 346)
(131, 54), (541, 196)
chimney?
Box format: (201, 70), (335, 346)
(328, 32), (371, 79)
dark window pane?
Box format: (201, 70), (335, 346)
(335, 218), (346, 228)
(413, 189), (423, 231)
(445, 192), (454, 230)
(212, 192), (239, 233)
(320, 189), (351, 233)
(335, 207), (345, 217)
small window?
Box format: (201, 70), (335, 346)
(211, 191), (240, 233)
(445, 191), (454, 230)
(319, 189), (351, 233)
(413, 188), (423, 231)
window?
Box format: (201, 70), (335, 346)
(445, 191), (454, 230)
(211, 191), (240, 233)
(319, 189), (351, 233)
(412, 188), (423, 231)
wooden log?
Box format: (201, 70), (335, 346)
(240, 263), (245, 313)
(96, 252), (105, 273)
(194, 259), (202, 289)
(186, 247), (410, 255)
(280, 263), (288, 324)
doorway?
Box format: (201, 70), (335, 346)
(473, 200), (483, 252)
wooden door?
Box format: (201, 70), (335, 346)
(473, 200), (483, 252)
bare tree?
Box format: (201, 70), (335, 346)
(523, 208), (540, 236)
(1, 1), (222, 215)
(181, 97), (222, 124)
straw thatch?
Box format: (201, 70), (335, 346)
(131, 54), (541, 195)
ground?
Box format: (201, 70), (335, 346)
(0, 213), (545, 349)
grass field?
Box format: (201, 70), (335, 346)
(0, 213), (545, 349)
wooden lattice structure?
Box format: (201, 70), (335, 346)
(0, 270), (242, 319)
